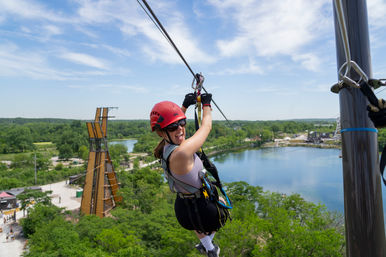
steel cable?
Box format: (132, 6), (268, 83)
(138, 0), (232, 126)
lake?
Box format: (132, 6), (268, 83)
(109, 139), (137, 153)
(112, 140), (386, 216)
(211, 146), (386, 216)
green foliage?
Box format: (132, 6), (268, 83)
(108, 143), (128, 163)
(78, 145), (89, 160)
(118, 167), (163, 213)
(22, 167), (345, 257)
(0, 166), (83, 190)
(218, 182), (345, 256)
(20, 203), (63, 237)
(26, 217), (93, 257)
(17, 189), (52, 216)
(96, 228), (145, 255)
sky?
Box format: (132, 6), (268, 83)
(1, 0), (386, 121)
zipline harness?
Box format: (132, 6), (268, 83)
(331, 0), (386, 185)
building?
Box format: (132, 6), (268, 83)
(0, 191), (17, 210)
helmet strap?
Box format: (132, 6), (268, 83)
(165, 130), (175, 145)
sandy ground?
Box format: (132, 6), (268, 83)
(41, 180), (82, 211)
(0, 180), (82, 257)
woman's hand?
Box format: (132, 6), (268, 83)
(201, 93), (212, 107)
(182, 93), (197, 108)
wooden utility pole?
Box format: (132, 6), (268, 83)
(34, 153), (37, 185)
(332, 0), (386, 256)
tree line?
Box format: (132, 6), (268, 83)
(0, 118), (337, 158)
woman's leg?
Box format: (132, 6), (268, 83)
(195, 231), (215, 252)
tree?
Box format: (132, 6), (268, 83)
(58, 144), (73, 160)
(96, 228), (145, 255)
(78, 145), (89, 160)
(20, 203), (62, 237)
(5, 126), (35, 153)
(26, 217), (93, 257)
(17, 189), (52, 217)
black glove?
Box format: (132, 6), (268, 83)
(201, 93), (212, 106)
(368, 98), (386, 128)
(182, 93), (196, 108)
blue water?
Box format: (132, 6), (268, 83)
(211, 147), (386, 216)
(109, 139), (137, 153)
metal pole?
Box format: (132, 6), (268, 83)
(333, 0), (386, 256)
(34, 153), (37, 185)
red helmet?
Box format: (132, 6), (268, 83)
(150, 101), (186, 131)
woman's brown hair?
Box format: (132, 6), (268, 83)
(154, 138), (166, 159)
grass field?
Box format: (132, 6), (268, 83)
(0, 142), (58, 161)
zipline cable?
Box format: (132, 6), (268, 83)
(138, 0), (232, 126)
(136, 0), (170, 47)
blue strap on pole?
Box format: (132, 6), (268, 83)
(341, 128), (378, 133)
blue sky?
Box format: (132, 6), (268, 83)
(1, 0), (386, 121)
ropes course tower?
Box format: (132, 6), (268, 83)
(80, 107), (122, 218)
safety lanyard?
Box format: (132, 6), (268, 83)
(190, 74), (233, 209)
(192, 73), (204, 131)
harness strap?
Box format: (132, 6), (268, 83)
(355, 80), (386, 185)
(162, 144), (200, 194)
(177, 191), (201, 199)
(380, 147), (386, 185)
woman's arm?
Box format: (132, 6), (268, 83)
(170, 93), (212, 174)
(179, 105), (212, 155)
(170, 105), (212, 174)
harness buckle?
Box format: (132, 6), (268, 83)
(202, 189), (209, 199)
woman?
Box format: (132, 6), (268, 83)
(150, 93), (226, 257)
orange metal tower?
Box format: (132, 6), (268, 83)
(80, 107), (122, 217)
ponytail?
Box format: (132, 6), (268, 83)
(154, 139), (166, 159)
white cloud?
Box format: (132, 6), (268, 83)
(303, 83), (331, 93)
(75, 0), (215, 64)
(0, 43), (112, 80)
(217, 37), (250, 57)
(292, 53), (321, 72)
(211, 58), (263, 75)
(0, 42), (64, 80)
(60, 52), (107, 69)
(0, 0), (69, 22)
(68, 84), (148, 94)
(368, 0), (386, 29)
(43, 25), (62, 36)
(209, 0), (331, 66)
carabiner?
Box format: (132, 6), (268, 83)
(191, 73), (204, 91)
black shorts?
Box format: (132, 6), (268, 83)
(174, 194), (227, 233)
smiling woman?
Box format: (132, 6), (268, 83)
(149, 93), (229, 256)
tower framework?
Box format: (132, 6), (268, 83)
(80, 107), (122, 217)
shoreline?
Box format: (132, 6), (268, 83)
(205, 141), (341, 157)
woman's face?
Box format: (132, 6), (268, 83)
(168, 122), (185, 145)
(159, 119), (186, 145)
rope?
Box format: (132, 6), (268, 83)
(333, 0), (369, 90)
(138, 0), (232, 126)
